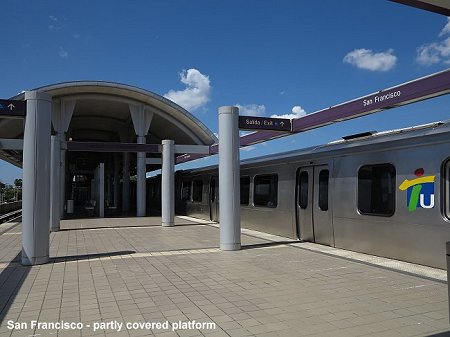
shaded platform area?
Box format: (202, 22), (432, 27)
(0, 217), (449, 337)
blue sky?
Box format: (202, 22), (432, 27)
(0, 0), (449, 183)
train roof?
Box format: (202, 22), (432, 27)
(177, 119), (450, 174)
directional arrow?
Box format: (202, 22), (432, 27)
(0, 99), (26, 117)
(238, 116), (291, 132)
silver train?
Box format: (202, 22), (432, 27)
(149, 120), (450, 269)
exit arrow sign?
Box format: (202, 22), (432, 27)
(238, 116), (292, 132)
(0, 99), (26, 117)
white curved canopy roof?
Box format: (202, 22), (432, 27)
(0, 81), (217, 167)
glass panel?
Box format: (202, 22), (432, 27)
(318, 170), (329, 211)
(181, 181), (191, 201)
(358, 164), (396, 216)
(240, 176), (250, 205)
(254, 174), (278, 208)
(445, 161), (450, 219)
(298, 171), (308, 209)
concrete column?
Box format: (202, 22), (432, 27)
(122, 152), (130, 212)
(129, 104), (153, 217)
(162, 140), (175, 227)
(50, 135), (60, 232)
(218, 106), (241, 251)
(52, 99), (75, 219)
(22, 91), (52, 265)
(136, 135), (146, 217)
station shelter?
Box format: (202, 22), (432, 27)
(0, 82), (217, 264)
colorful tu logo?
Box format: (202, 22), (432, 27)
(399, 168), (435, 212)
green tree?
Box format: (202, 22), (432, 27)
(14, 179), (22, 188)
(3, 185), (14, 202)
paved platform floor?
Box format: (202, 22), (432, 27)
(0, 216), (449, 337)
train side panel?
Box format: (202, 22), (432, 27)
(173, 122), (450, 269)
(332, 140), (450, 269)
(240, 164), (297, 239)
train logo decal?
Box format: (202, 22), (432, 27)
(399, 168), (435, 212)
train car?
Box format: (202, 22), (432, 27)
(159, 120), (450, 269)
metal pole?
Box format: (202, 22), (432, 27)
(162, 140), (175, 227)
(22, 91), (52, 265)
(218, 106), (241, 251)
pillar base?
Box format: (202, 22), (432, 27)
(21, 253), (50, 266)
(220, 243), (241, 251)
(162, 222), (175, 227)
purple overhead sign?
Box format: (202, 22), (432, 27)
(177, 69), (450, 163)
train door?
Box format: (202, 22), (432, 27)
(296, 167), (314, 241)
(313, 165), (333, 246)
(296, 165), (333, 246)
(209, 177), (219, 222)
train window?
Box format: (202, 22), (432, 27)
(240, 176), (250, 205)
(358, 164), (396, 216)
(192, 180), (203, 202)
(318, 170), (329, 211)
(181, 181), (191, 201)
(254, 174), (278, 208)
(298, 171), (308, 209)
(445, 160), (450, 219)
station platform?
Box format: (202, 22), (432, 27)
(0, 216), (448, 337)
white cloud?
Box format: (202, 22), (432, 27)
(343, 48), (397, 71)
(416, 38), (450, 65)
(58, 47), (69, 59)
(416, 18), (450, 66)
(271, 105), (306, 119)
(164, 69), (211, 111)
(439, 17), (450, 37)
(236, 104), (266, 116)
(292, 106), (306, 115)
